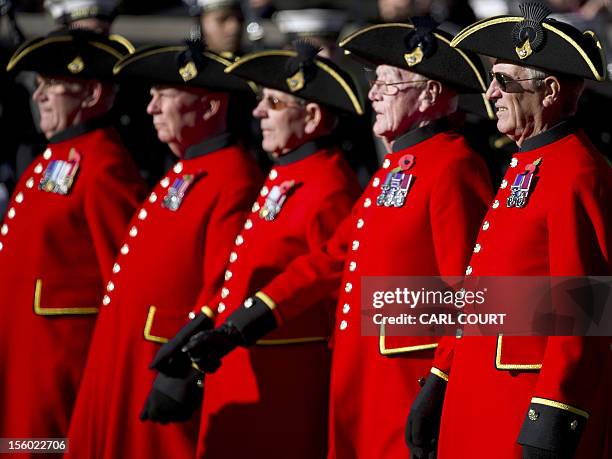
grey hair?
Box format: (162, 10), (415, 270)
(524, 66), (584, 116)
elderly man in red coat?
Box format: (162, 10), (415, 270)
(0, 29), (145, 450)
(151, 21), (494, 459)
(407, 3), (611, 459)
(64, 41), (262, 459)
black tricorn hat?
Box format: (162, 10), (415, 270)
(6, 29), (133, 81)
(113, 41), (255, 93)
(224, 41), (365, 114)
(450, 2), (607, 81)
(338, 19), (489, 94)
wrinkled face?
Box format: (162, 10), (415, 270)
(368, 65), (427, 142)
(146, 85), (207, 153)
(486, 61), (545, 141)
(252, 88), (307, 156)
(378, 0), (413, 21)
(201, 7), (243, 54)
(32, 74), (87, 139)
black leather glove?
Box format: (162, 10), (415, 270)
(149, 312), (213, 376)
(140, 368), (203, 424)
(522, 445), (560, 459)
(405, 374), (447, 458)
(181, 322), (244, 373)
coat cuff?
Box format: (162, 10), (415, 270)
(517, 397), (589, 455)
(227, 292), (278, 346)
(430, 367), (449, 382)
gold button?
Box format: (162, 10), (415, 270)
(351, 240), (360, 251)
(217, 302), (226, 313)
(345, 282), (352, 293)
(260, 186), (269, 197)
(482, 221), (490, 231)
(342, 304), (350, 314)
(120, 244), (129, 255)
(382, 158), (391, 169)
(1, 224), (8, 236)
(160, 177), (170, 188)
(26, 178), (34, 189)
(34, 163), (43, 174)
(148, 192), (158, 203)
(235, 235), (244, 246)
(102, 295), (111, 306)
(173, 162), (184, 174)
(0, 242), (3, 251)
(339, 320), (348, 330)
(570, 420), (578, 431)
(244, 219), (253, 230)
(7, 208), (15, 219)
(510, 158), (518, 168)
(473, 244), (481, 253)
(43, 148), (52, 160)
(225, 270), (232, 281)
(106, 281), (114, 292)
(269, 169), (278, 180)
(528, 409), (539, 421)
(372, 177), (380, 187)
(356, 218), (364, 229)
(129, 226), (138, 237)
(15, 192), (24, 203)
(221, 288), (229, 298)
(229, 251), (238, 263)
(112, 263), (121, 274)
(138, 209), (148, 220)
(465, 266), (473, 275)
(244, 298), (254, 308)
(500, 180), (508, 189)
(349, 261), (357, 272)
(492, 200), (500, 209)
(188, 311), (196, 320)
(363, 198), (372, 208)
(252, 202), (260, 213)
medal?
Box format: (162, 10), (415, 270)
(376, 154), (415, 207)
(506, 157), (541, 208)
(259, 180), (295, 221)
(162, 174), (195, 211)
(39, 148), (80, 195)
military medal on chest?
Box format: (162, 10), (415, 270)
(506, 157), (542, 208)
(376, 154), (415, 207)
(39, 148), (81, 195)
(162, 174), (196, 211)
(259, 180), (296, 221)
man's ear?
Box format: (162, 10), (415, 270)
(202, 96), (221, 121)
(80, 81), (103, 108)
(303, 102), (322, 135)
(542, 76), (560, 108)
(418, 80), (442, 112)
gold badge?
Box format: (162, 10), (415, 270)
(286, 70), (305, 92)
(179, 61), (198, 82)
(515, 39), (533, 59)
(404, 46), (424, 67)
(67, 56), (84, 74)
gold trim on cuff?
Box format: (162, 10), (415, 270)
(431, 367), (449, 382)
(495, 335), (542, 371)
(255, 291), (277, 311)
(200, 306), (216, 320)
(379, 323), (438, 356)
(531, 397), (589, 419)
(33, 279), (99, 316)
(143, 305), (169, 344)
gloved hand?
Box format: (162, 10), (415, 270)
(140, 368), (203, 424)
(405, 374), (447, 458)
(149, 312), (213, 376)
(181, 321), (244, 373)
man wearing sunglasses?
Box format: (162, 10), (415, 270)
(410, 3), (611, 458)
(145, 41), (363, 458)
(156, 20), (495, 459)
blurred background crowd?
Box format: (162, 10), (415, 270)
(1, 0), (611, 217)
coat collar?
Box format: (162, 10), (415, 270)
(184, 132), (235, 160)
(519, 119), (577, 152)
(391, 118), (451, 153)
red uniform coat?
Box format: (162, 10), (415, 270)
(262, 121), (493, 459)
(65, 135), (262, 459)
(0, 120), (146, 452)
(195, 140), (361, 459)
(437, 122), (611, 459)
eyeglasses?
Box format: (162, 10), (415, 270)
(256, 93), (305, 111)
(489, 71), (545, 92)
(368, 79), (429, 96)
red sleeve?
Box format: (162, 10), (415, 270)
(84, 159), (146, 279)
(261, 196), (357, 324)
(534, 169), (611, 414)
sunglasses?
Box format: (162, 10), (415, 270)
(368, 79), (429, 96)
(489, 71), (545, 92)
(256, 93), (305, 111)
